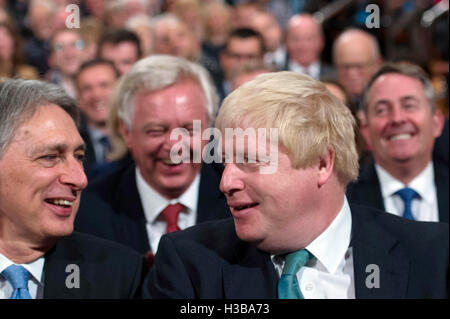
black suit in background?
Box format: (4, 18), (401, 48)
(433, 118), (449, 166)
(282, 57), (336, 80)
(78, 114), (97, 170)
(144, 204), (449, 299)
(43, 232), (147, 298)
(346, 158), (449, 223)
(75, 161), (230, 255)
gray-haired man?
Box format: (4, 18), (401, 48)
(0, 79), (146, 299)
(75, 55), (230, 266)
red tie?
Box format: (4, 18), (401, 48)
(161, 203), (183, 233)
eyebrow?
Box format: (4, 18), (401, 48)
(31, 143), (86, 155)
(373, 95), (420, 107)
(400, 96), (420, 103)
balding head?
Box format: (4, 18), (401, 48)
(286, 14), (324, 68)
(333, 29), (382, 97)
(250, 11), (283, 53)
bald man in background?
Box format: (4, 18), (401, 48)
(333, 28), (383, 114)
(285, 14), (335, 80)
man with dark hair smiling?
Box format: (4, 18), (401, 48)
(348, 62), (448, 223)
(76, 59), (120, 170)
(98, 28), (142, 76)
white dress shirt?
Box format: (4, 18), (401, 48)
(288, 60), (321, 79)
(272, 197), (355, 299)
(136, 167), (200, 253)
(375, 162), (439, 222)
(0, 254), (44, 299)
(264, 46), (287, 69)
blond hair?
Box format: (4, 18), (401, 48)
(216, 71), (359, 186)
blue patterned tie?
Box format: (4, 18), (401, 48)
(2, 265), (32, 299)
(396, 187), (418, 220)
(278, 249), (312, 299)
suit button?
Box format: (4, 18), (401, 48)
(305, 283), (314, 291)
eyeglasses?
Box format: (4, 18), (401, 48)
(53, 39), (85, 52)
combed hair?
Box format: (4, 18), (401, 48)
(115, 54), (218, 128)
(0, 78), (78, 157)
(98, 28), (142, 58)
(216, 71), (359, 186)
(361, 62), (436, 113)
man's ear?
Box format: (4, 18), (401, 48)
(432, 108), (445, 139)
(359, 113), (373, 151)
(318, 147), (335, 187)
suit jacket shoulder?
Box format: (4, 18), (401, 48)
(146, 205), (448, 299)
(75, 162), (230, 254)
(144, 218), (278, 299)
(43, 232), (147, 299)
(346, 158), (449, 222)
(346, 159), (384, 210)
(75, 162), (151, 254)
(350, 204), (449, 298)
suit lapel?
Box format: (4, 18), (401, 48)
(197, 163), (229, 222)
(351, 205), (409, 298)
(43, 235), (90, 298)
(357, 161), (385, 210)
(434, 160), (449, 223)
(114, 165), (151, 254)
(222, 241), (278, 298)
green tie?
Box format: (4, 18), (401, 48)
(278, 249), (312, 299)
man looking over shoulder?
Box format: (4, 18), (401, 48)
(144, 71), (448, 299)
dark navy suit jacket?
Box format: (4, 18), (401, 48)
(144, 204), (448, 298)
(346, 158), (449, 223)
(43, 232), (147, 298)
(75, 162), (230, 255)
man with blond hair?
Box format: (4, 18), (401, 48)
(144, 71), (448, 299)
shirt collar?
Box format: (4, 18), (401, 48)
(135, 167), (200, 224)
(305, 197), (352, 274)
(88, 125), (107, 142)
(0, 253), (45, 284)
(375, 162), (435, 204)
(288, 60), (320, 78)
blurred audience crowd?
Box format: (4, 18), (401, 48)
(0, 0), (448, 169)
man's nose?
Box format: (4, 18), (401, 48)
(60, 156), (88, 190)
(220, 163), (244, 196)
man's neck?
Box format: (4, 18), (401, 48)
(88, 121), (108, 136)
(375, 157), (431, 185)
(290, 59), (318, 69)
(0, 239), (51, 264)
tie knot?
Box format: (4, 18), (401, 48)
(396, 187), (418, 203)
(282, 249), (311, 275)
(161, 203), (184, 233)
(99, 136), (111, 150)
(2, 265), (30, 289)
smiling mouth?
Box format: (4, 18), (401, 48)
(44, 198), (74, 208)
(161, 158), (183, 166)
(233, 203), (259, 211)
(389, 133), (413, 141)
